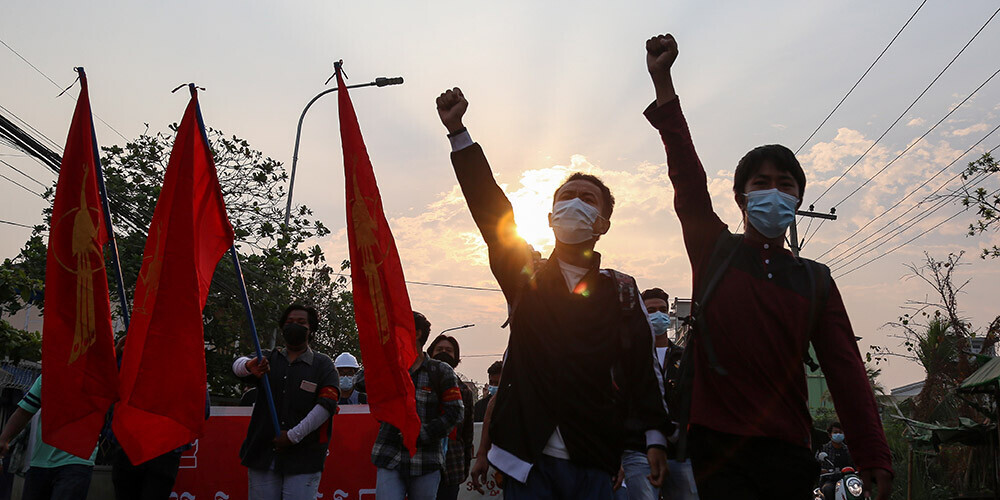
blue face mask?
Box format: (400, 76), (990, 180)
(744, 188), (798, 239)
(488, 385), (498, 396)
(648, 311), (671, 336)
(831, 432), (845, 444)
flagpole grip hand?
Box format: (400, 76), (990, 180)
(247, 357), (270, 377)
(646, 33), (678, 106)
(437, 87), (468, 134)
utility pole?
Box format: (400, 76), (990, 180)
(789, 206), (838, 257)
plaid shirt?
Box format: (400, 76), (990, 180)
(441, 384), (475, 486)
(371, 356), (464, 476)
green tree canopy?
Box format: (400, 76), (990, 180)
(6, 125), (358, 397)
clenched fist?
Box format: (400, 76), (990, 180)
(436, 87), (468, 134)
(646, 34), (678, 78)
(646, 34), (679, 105)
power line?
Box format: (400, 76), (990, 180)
(0, 172), (43, 198)
(831, 65), (1000, 209)
(817, 129), (1000, 262)
(331, 272), (502, 293)
(830, 173), (994, 273)
(0, 219), (39, 230)
(795, 0), (928, 155)
(0, 158), (48, 188)
(0, 103), (62, 154)
(810, 4), (1000, 208)
(0, 37), (128, 141)
(833, 188), (998, 279)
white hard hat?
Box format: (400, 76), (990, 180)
(335, 352), (360, 369)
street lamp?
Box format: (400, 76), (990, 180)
(283, 61), (403, 227)
(439, 324), (475, 335)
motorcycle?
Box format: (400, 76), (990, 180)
(813, 452), (864, 500)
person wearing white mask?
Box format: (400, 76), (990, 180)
(437, 87), (670, 500)
(334, 353), (367, 405)
(644, 33), (892, 500)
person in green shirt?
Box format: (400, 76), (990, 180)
(0, 376), (97, 500)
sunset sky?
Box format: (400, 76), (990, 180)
(3, 1), (1000, 391)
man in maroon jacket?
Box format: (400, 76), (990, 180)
(643, 33), (893, 500)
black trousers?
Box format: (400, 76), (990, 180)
(111, 447), (182, 500)
(688, 425), (819, 500)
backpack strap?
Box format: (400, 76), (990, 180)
(690, 231), (744, 376)
(674, 230), (742, 460)
(801, 258), (832, 372)
(601, 268), (640, 353)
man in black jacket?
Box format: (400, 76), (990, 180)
(436, 88), (669, 500)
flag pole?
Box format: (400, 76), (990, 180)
(229, 246), (282, 435)
(78, 67), (131, 329)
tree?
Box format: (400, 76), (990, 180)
(13, 125), (358, 398)
(870, 252), (1000, 497)
(959, 152), (1000, 259)
(0, 235), (46, 362)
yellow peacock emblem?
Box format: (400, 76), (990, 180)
(350, 163), (391, 345)
(53, 166), (105, 364)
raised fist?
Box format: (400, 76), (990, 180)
(646, 34), (678, 79)
(436, 87), (468, 134)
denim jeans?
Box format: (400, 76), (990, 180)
(504, 455), (613, 500)
(621, 450), (660, 500)
(375, 467), (440, 500)
(247, 467), (322, 500)
(663, 459), (699, 500)
(22, 464), (93, 500)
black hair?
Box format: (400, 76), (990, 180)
(641, 287), (670, 304)
(413, 311), (431, 348)
(279, 304), (319, 334)
(827, 421), (843, 434)
(487, 360), (503, 376)
(428, 334), (461, 364)
(554, 172), (616, 219)
(733, 144), (806, 199)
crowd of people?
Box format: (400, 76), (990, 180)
(0, 32), (894, 500)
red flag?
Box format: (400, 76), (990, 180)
(41, 69), (120, 459)
(339, 69), (420, 453)
(112, 87), (234, 465)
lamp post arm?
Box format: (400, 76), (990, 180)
(283, 78), (403, 228)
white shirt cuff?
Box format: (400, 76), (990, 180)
(449, 130), (474, 152)
(233, 357), (251, 377)
(646, 430), (668, 449)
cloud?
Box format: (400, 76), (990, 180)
(952, 123), (990, 137)
(906, 118), (925, 127)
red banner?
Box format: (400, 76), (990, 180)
(41, 69), (120, 459)
(338, 67), (420, 453)
(113, 87), (235, 465)
(171, 407), (502, 499)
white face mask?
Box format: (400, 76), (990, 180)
(648, 311), (671, 336)
(339, 375), (355, 392)
(745, 188), (798, 239)
(550, 198), (601, 244)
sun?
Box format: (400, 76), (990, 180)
(506, 167), (570, 252)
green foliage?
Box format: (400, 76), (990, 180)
(961, 152), (1000, 259)
(0, 319), (41, 363)
(15, 125), (358, 398)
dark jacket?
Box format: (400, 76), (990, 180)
(238, 348), (339, 474)
(452, 143), (669, 475)
(622, 342), (681, 456)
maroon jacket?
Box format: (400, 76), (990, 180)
(645, 97), (892, 474)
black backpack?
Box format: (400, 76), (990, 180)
(672, 231), (831, 459)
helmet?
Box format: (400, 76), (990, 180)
(335, 352), (360, 369)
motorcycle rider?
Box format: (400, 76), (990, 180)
(818, 422), (854, 497)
